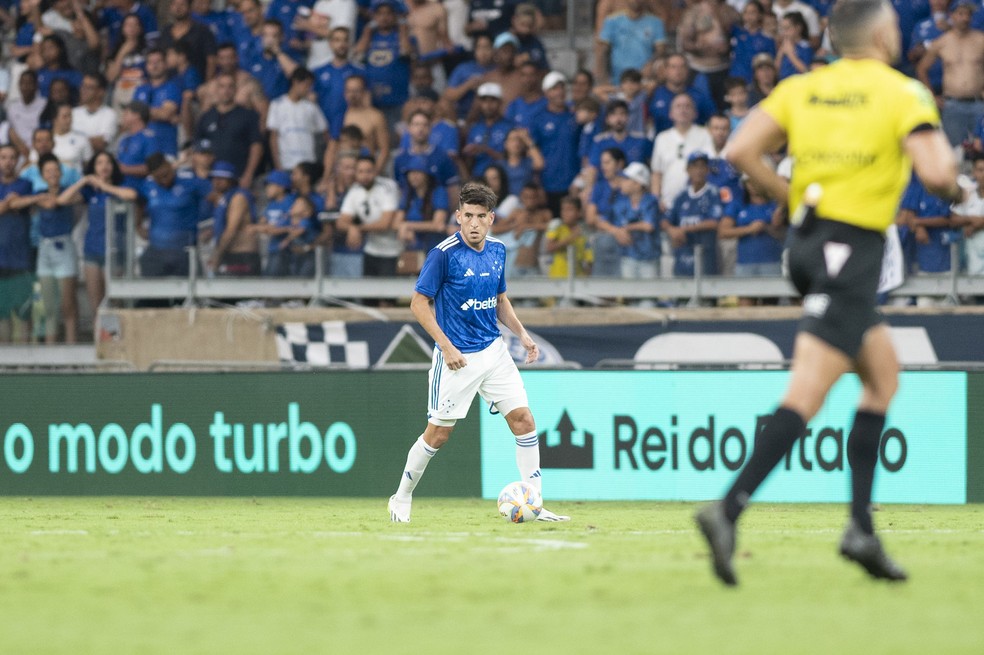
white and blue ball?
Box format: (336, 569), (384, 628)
(497, 481), (542, 523)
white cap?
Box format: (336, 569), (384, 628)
(620, 162), (651, 187)
(476, 82), (503, 99)
(541, 70), (566, 93)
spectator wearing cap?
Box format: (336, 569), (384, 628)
(504, 60), (547, 130)
(485, 30), (523, 104)
(466, 0), (519, 38)
(747, 52), (777, 106)
(443, 33), (495, 120)
(253, 170), (296, 276)
(132, 48), (182, 156)
(530, 71), (581, 216)
(114, 101), (160, 189)
(354, 0), (415, 134)
(662, 150), (722, 277)
(336, 154), (401, 279)
(392, 109), (460, 206)
(583, 98), (653, 195)
(595, 0), (667, 87)
(596, 161), (659, 283)
(136, 152), (211, 277)
(205, 161), (260, 276)
(647, 53), (717, 135)
(649, 93), (713, 213)
(917, 0), (984, 147)
(195, 72), (264, 188)
(267, 67), (328, 171)
(393, 154), (450, 275)
(463, 81), (512, 178)
(72, 73), (119, 154)
(728, 0), (776, 84)
(510, 3), (548, 70)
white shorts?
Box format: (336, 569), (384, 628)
(427, 337), (529, 425)
(36, 235), (79, 279)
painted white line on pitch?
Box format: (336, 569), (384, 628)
(494, 537), (588, 551)
(29, 530), (89, 535)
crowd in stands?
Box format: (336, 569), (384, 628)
(0, 0), (984, 343)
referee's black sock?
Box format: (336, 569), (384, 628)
(723, 407), (806, 523)
(846, 409), (886, 536)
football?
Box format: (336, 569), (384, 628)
(497, 481), (543, 523)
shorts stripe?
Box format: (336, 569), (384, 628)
(430, 349), (443, 413)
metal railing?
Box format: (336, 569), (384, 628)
(102, 207), (984, 307)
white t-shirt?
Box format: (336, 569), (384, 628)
(953, 187), (984, 273)
(266, 95), (329, 170)
(53, 131), (94, 173)
(307, 0), (357, 69)
(72, 105), (120, 146)
(650, 125), (713, 208)
(340, 176), (401, 258)
(6, 95), (46, 146)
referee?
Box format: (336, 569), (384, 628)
(696, 0), (961, 586)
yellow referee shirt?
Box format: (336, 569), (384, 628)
(759, 58), (941, 233)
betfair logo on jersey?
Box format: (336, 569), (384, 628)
(460, 296), (497, 311)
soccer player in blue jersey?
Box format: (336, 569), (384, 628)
(388, 181), (570, 523)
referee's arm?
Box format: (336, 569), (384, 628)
(722, 108), (790, 204)
(905, 127), (962, 203)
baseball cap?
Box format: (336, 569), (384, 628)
(541, 70), (566, 93)
(620, 162), (651, 187)
(477, 82), (503, 99)
(752, 53), (774, 69)
(370, 0), (406, 14)
(193, 138), (213, 154)
(687, 151), (710, 165)
(493, 32), (520, 50)
(265, 170), (291, 188)
(209, 161), (237, 179)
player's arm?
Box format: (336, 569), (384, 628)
(724, 108), (790, 204)
(905, 129), (961, 203)
(495, 293), (539, 365)
(410, 291), (466, 370)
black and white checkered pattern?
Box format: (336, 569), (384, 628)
(274, 321), (370, 367)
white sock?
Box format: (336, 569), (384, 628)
(395, 435), (438, 501)
(515, 431), (542, 494)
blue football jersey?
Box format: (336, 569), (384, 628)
(415, 233), (507, 353)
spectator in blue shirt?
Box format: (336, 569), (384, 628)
(115, 101), (160, 189)
(775, 11), (813, 80)
(443, 33), (495, 120)
(0, 145), (35, 343)
(585, 98), (653, 192)
(585, 146), (627, 278)
(504, 59), (547, 129)
(648, 53), (717, 134)
(510, 2), (548, 70)
(531, 71), (582, 216)
(313, 27), (365, 141)
(598, 161), (659, 281)
(904, 173), (955, 275)
(247, 20), (300, 101)
(137, 153), (209, 277)
(56, 151), (137, 315)
(132, 48), (182, 156)
(36, 34), (84, 98)
(729, 0), (776, 83)
(265, 0), (315, 55)
(23, 154), (78, 343)
(718, 178), (783, 297)
(354, 0), (414, 131)
(907, 0), (948, 95)
(393, 155), (450, 272)
(253, 170), (296, 276)
(463, 82), (512, 178)
(100, 0), (159, 52)
(663, 151), (723, 277)
(392, 109), (460, 206)
(595, 0), (666, 86)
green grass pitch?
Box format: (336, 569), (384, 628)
(1, 498), (982, 655)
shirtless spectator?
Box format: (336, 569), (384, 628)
(917, 0), (984, 148)
(330, 74), (390, 174)
(407, 0), (452, 89)
(198, 43), (269, 126)
(677, 0), (740, 110)
(485, 32), (523, 105)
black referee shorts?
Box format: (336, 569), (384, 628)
(787, 218), (886, 359)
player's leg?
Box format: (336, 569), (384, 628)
(697, 332), (851, 585)
(839, 324), (907, 581)
(389, 346), (483, 522)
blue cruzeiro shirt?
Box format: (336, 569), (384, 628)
(415, 232), (507, 354)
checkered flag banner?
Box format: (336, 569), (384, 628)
(274, 321), (370, 368)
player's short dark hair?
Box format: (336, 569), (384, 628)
(829, 0), (891, 55)
(459, 181), (498, 211)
